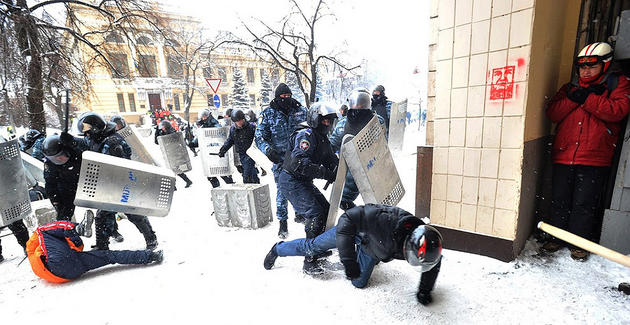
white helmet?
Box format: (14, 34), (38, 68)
(576, 42), (613, 73)
(347, 87), (371, 111)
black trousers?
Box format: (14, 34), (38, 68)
(0, 220), (29, 256)
(95, 211), (156, 250)
(207, 176), (234, 188)
(549, 164), (608, 242)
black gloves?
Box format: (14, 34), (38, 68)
(266, 148), (283, 164)
(567, 87), (590, 104)
(236, 165), (244, 173)
(568, 84), (606, 104)
(218, 149), (227, 158)
(342, 261), (360, 279)
(318, 166), (336, 182)
(60, 131), (74, 147)
(416, 291), (433, 305)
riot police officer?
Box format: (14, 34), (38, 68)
(19, 129), (46, 161)
(42, 134), (84, 221)
(155, 120), (193, 188)
(277, 102), (338, 274)
(255, 83), (308, 238)
(329, 88), (386, 211)
(219, 109), (259, 184)
(110, 115), (127, 131)
(71, 112), (158, 250)
(193, 108), (234, 188)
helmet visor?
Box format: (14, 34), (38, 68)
(46, 151), (70, 165)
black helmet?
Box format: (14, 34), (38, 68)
(25, 129), (42, 142)
(159, 120), (175, 133)
(110, 115), (127, 130)
(403, 225), (443, 272)
(42, 135), (70, 165)
(199, 108), (211, 120)
(347, 88), (371, 111)
(224, 108), (233, 118)
(77, 112), (107, 136)
(231, 109), (246, 122)
(307, 102), (337, 134)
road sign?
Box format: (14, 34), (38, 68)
(205, 78), (222, 93)
(213, 94), (221, 108)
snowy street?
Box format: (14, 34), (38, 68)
(1, 129), (628, 324)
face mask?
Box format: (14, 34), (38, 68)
(372, 94), (380, 101)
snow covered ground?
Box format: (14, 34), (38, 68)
(1, 126), (628, 324)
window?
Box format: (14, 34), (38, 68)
(117, 93), (126, 112)
(271, 69), (280, 84)
(249, 94), (256, 106)
(138, 55), (157, 77)
(247, 68), (255, 83)
(128, 93), (136, 112)
(105, 33), (124, 43)
(260, 68), (265, 80)
(174, 94), (181, 111)
(207, 94), (213, 107)
(221, 94), (229, 107)
(203, 67), (212, 79)
(109, 53), (129, 78)
(218, 67), (227, 82)
(167, 56), (183, 78)
(136, 35), (153, 45)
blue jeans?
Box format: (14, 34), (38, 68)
(273, 163), (288, 221)
(275, 226), (379, 288)
(239, 153), (259, 184)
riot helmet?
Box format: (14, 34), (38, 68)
(307, 102), (337, 135)
(199, 108), (211, 120)
(347, 88), (371, 111)
(20, 129), (42, 149)
(224, 108), (233, 119)
(77, 112), (107, 137)
(231, 109), (246, 122)
(403, 225), (443, 272)
(42, 135), (70, 165)
(110, 115), (127, 130)
(372, 85), (385, 100)
(159, 120), (175, 134)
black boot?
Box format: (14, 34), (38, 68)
(340, 200), (356, 211)
(111, 231), (124, 242)
(278, 220), (288, 239)
(294, 214), (305, 224)
(264, 242), (282, 270)
(148, 250), (163, 264)
(303, 257), (324, 275)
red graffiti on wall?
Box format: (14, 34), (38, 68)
(490, 65), (515, 100)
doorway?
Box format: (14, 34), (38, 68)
(148, 93), (162, 110)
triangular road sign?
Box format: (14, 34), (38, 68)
(205, 78), (222, 93)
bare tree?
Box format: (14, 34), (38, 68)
(0, 0), (166, 132)
(224, 0), (359, 107)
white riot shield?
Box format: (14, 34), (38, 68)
(211, 184), (272, 228)
(21, 152), (45, 186)
(117, 125), (158, 165)
(198, 127), (234, 177)
(388, 99), (408, 151)
(0, 139), (32, 226)
(74, 151), (176, 217)
(22, 199), (57, 232)
(157, 131), (192, 174)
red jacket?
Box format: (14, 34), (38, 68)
(546, 75), (630, 166)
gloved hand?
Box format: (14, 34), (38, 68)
(416, 290), (433, 305)
(59, 131), (74, 147)
(342, 261), (360, 279)
(236, 165), (244, 174)
(587, 83), (607, 95)
(567, 87), (590, 104)
(319, 166), (336, 182)
(218, 149), (226, 158)
(266, 148), (283, 164)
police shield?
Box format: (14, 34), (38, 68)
(21, 151), (45, 186)
(74, 151), (176, 217)
(0, 139), (32, 226)
(388, 99), (408, 151)
(157, 131), (192, 174)
(117, 125), (158, 165)
(198, 127), (234, 177)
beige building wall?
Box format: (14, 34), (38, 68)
(427, 0), (582, 260)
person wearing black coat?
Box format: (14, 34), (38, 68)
(219, 109), (259, 184)
(263, 204), (443, 305)
(155, 120), (193, 188)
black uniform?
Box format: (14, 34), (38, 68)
(219, 122), (259, 183)
(154, 123), (193, 186)
(88, 124), (157, 250)
(194, 117), (234, 188)
(44, 146), (83, 221)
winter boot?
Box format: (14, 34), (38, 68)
(340, 200), (356, 211)
(294, 214), (305, 224)
(260, 167), (267, 177)
(278, 220), (288, 239)
(146, 238), (158, 250)
(148, 250), (163, 264)
(0, 254), (4, 263)
(76, 210), (95, 238)
(541, 241), (563, 253)
(264, 242), (282, 270)
(185, 179), (193, 188)
(303, 257), (324, 275)
(111, 231), (124, 242)
(570, 249), (589, 261)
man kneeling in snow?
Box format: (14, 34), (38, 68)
(26, 218), (163, 283)
(263, 204), (443, 305)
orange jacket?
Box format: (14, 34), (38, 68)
(26, 221), (84, 283)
